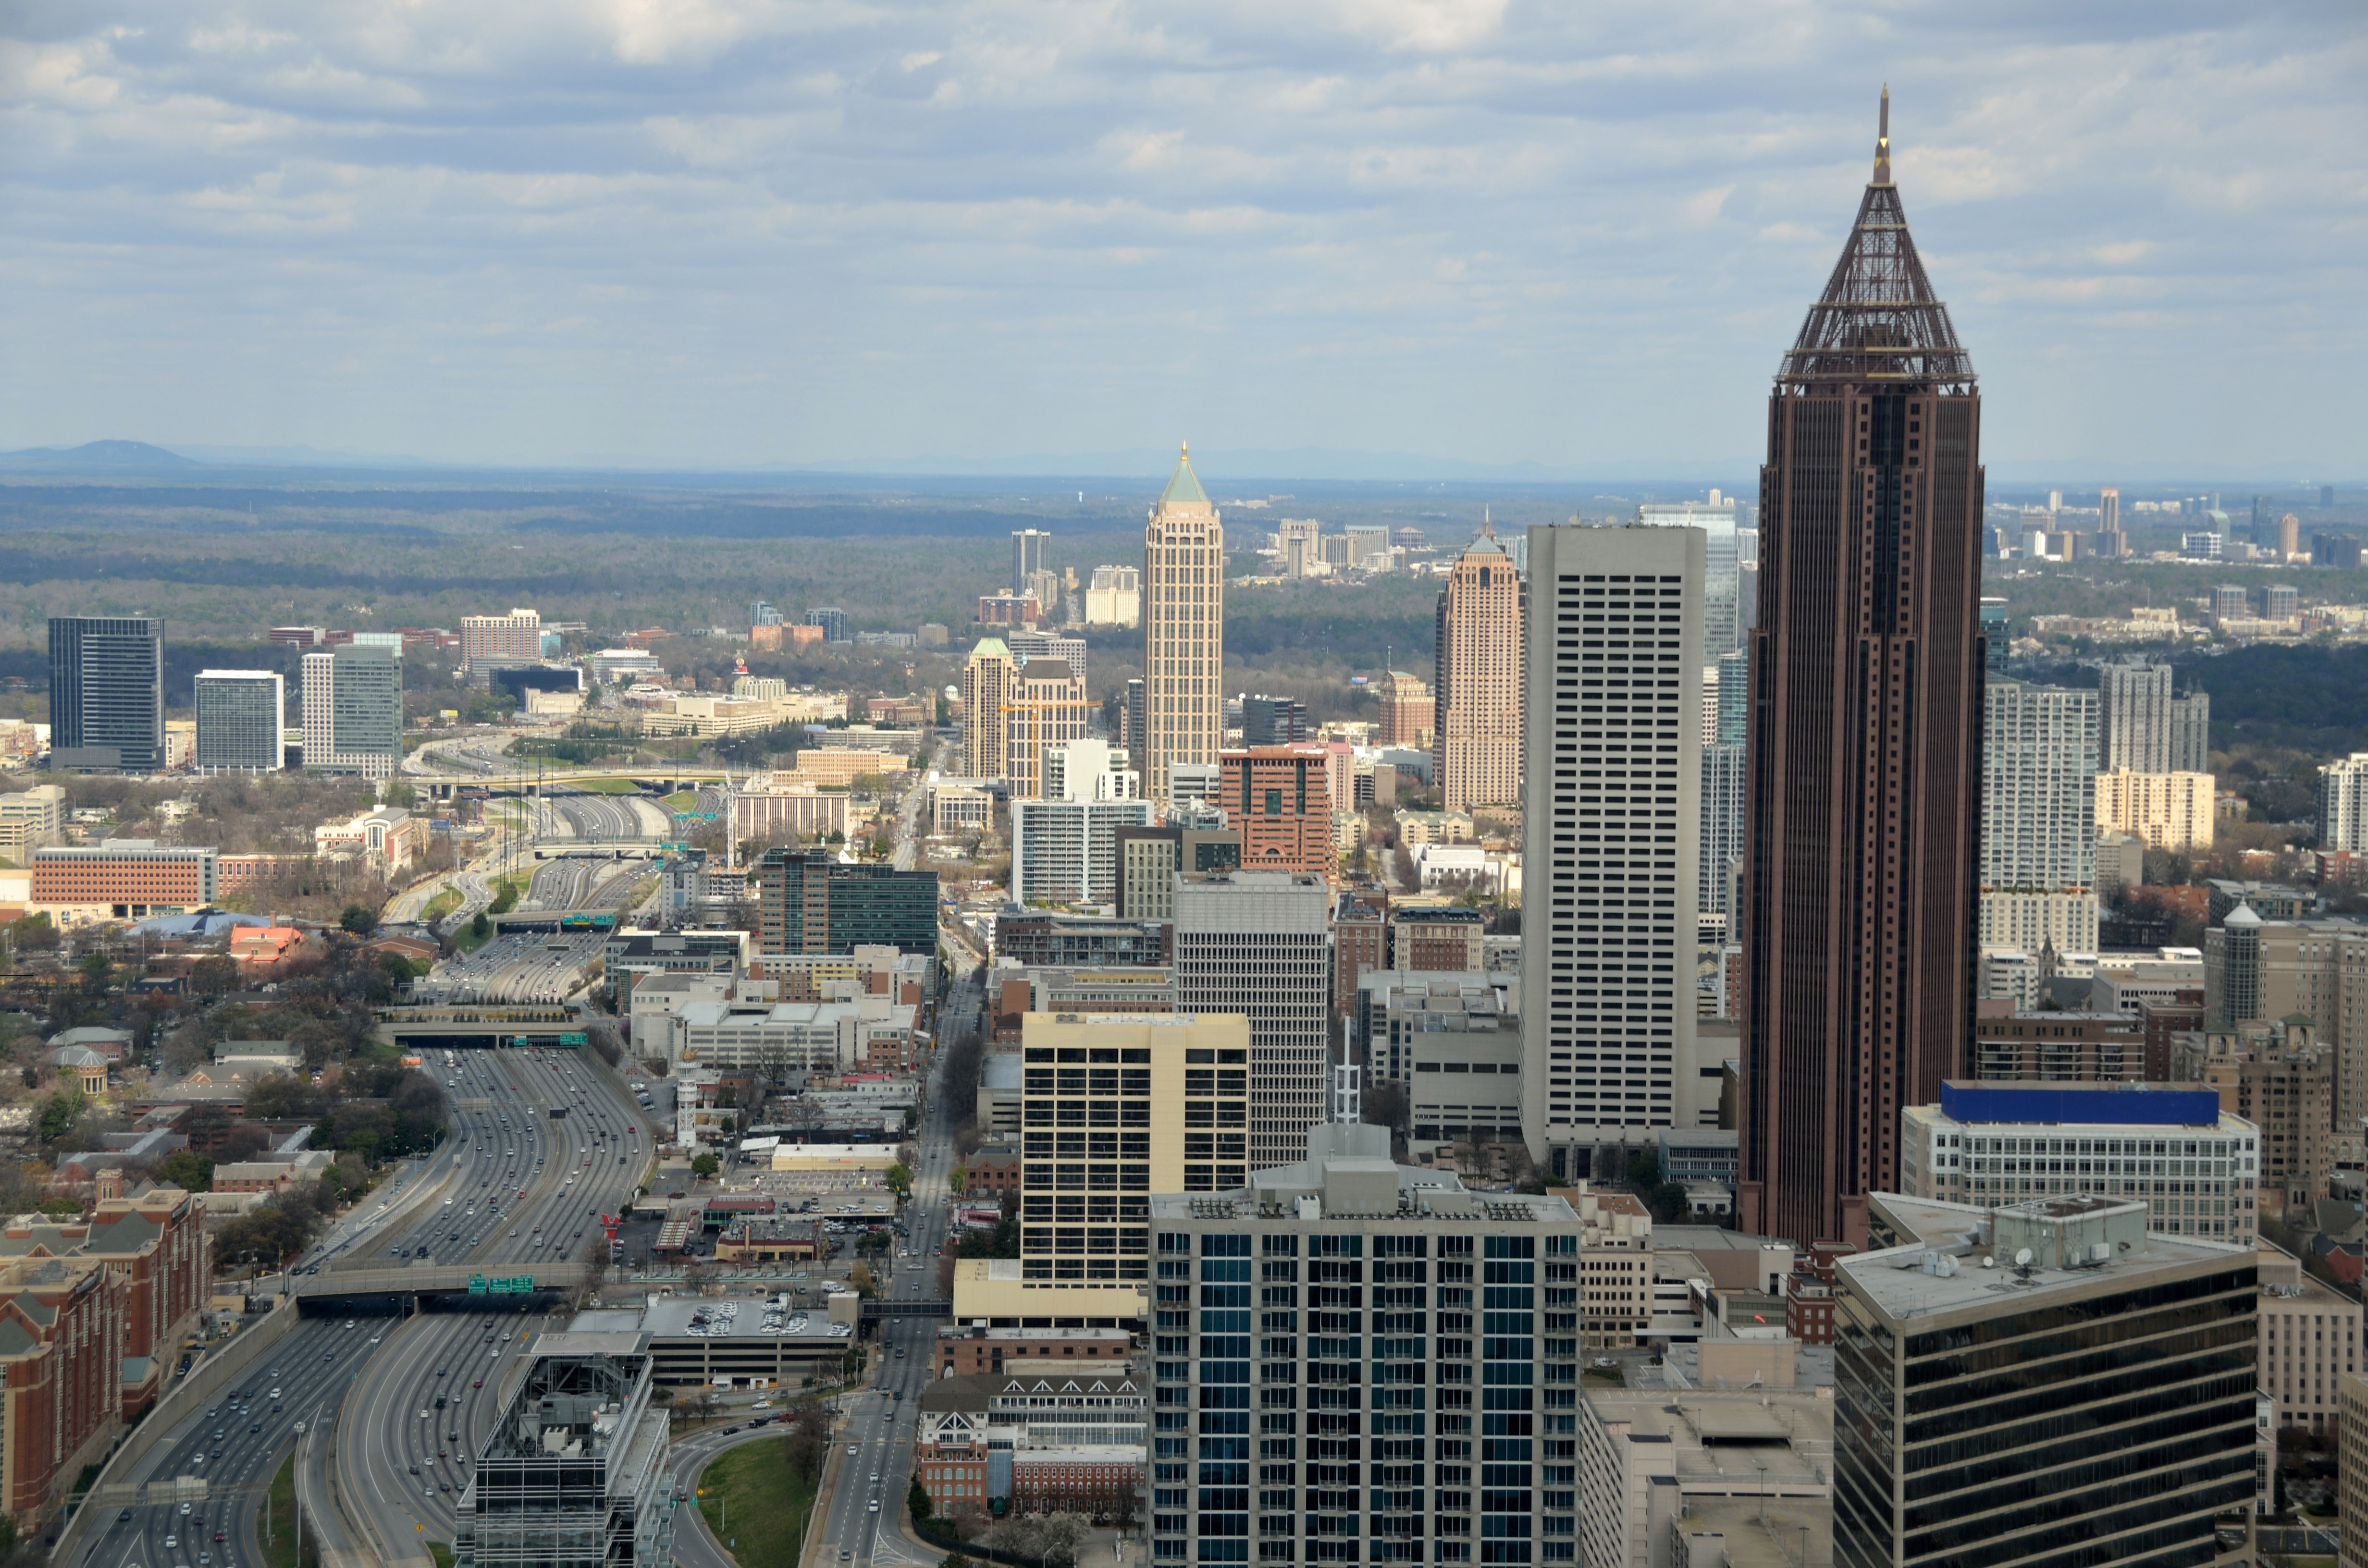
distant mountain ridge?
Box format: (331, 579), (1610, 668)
(0, 439), (201, 471)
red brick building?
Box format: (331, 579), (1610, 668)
(962, 1146), (1022, 1197)
(1218, 746), (1334, 878)
(935, 1323), (1132, 1378)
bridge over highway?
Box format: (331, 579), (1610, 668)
(295, 1262), (590, 1308)
(373, 1009), (593, 1048)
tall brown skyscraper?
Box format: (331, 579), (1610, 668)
(1738, 92), (1986, 1249)
(1433, 525), (1525, 812)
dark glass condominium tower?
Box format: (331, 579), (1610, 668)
(48, 616), (164, 772)
(1738, 94), (1986, 1249)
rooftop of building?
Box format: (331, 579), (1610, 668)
(1579, 1385), (1833, 1489)
(1926, 1080), (2236, 1128)
(1674, 1495), (1835, 1568)
(1844, 1193), (2251, 1323)
(920, 1366), (1145, 1417)
(625, 1297), (853, 1342)
(1148, 1122), (1575, 1226)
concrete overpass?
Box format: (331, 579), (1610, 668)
(407, 769), (729, 799)
(373, 1009), (591, 1049)
(295, 1262), (591, 1311)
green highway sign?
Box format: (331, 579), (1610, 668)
(468, 1274), (536, 1296)
(559, 1031), (589, 1046)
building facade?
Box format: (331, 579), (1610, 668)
(1147, 1127), (1584, 1568)
(192, 669), (285, 775)
(1979, 678), (2097, 957)
(753, 848), (937, 956)
(1141, 445), (1224, 803)
(1172, 870), (1332, 1171)
(2094, 769), (2216, 852)
(1218, 746), (1336, 878)
(1899, 1079), (2259, 1242)
(1521, 522), (1707, 1170)
(300, 645), (401, 779)
(1433, 526), (1525, 812)
(1739, 110), (1987, 1250)
(1374, 670), (1434, 750)
(1016, 1013), (1242, 1282)
(1113, 825), (1240, 921)
(459, 608), (542, 672)
(1011, 798), (1157, 906)
(47, 615), (164, 773)
(1636, 499), (1742, 659)
(30, 840), (217, 919)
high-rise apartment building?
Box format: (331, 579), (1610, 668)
(2098, 658), (2210, 773)
(804, 606), (849, 643)
(47, 615), (164, 773)
(193, 669), (285, 775)
(1005, 658), (1090, 801)
(1739, 97), (1986, 1249)
(1521, 523), (1706, 1171)
(2095, 769), (2215, 852)
(1637, 499), (1742, 658)
(2099, 485), (2120, 534)
(1433, 526), (1524, 812)
(1172, 870), (1331, 1170)
(1835, 1192), (2257, 1568)
(1374, 670), (1434, 750)
(1147, 1127), (1585, 1568)
(1122, 678), (1147, 768)
(1012, 796), (1156, 904)
(1217, 746), (1335, 878)
(1979, 678), (2098, 954)
(960, 638), (1016, 782)
(1700, 650), (1749, 927)
(1008, 629), (1087, 691)
(300, 645), (400, 780)
(459, 608), (541, 672)
(1012, 528), (1050, 597)
(2321, 752), (2368, 854)
(1015, 1012), (1240, 1283)
(1141, 445), (1224, 803)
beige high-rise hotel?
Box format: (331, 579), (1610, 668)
(1433, 524), (1525, 811)
(1141, 444), (1223, 801)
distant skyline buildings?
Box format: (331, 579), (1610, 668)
(300, 644), (401, 779)
(193, 669), (284, 775)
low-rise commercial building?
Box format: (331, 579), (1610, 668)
(2257, 1243), (2360, 1434)
(934, 1324), (1134, 1378)
(1578, 1385), (1833, 1568)
(30, 840), (217, 920)
(727, 774), (849, 846)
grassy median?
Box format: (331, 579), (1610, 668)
(259, 1450), (316, 1568)
(697, 1438), (820, 1568)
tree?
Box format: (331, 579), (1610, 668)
(190, 955), (237, 999)
(850, 1262), (877, 1299)
(691, 1152), (720, 1181)
(470, 911), (490, 941)
(884, 1162), (913, 1200)
(339, 904), (379, 935)
(37, 1088), (85, 1144)
(909, 1477), (933, 1522)
(158, 1151), (215, 1192)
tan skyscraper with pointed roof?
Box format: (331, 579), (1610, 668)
(1434, 524), (1525, 812)
(1141, 444), (1224, 801)
(961, 637), (1015, 782)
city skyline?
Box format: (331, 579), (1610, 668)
(3, 7), (2359, 477)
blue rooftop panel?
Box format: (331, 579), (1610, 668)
(1940, 1080), (2223, 1128)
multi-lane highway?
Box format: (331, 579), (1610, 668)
(333, 1047), (649, 1567)
(793, 974), (969, 1568)
(68, 1046), (648, 1568)
(538, 788), (671, 841)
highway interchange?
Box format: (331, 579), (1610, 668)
(68, 1046), (650, 1568)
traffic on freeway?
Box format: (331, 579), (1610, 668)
(333, 1046), (651, 1564)
(69, 1045), (650, 1568)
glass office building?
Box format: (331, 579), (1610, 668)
(193, 669), (285, 774)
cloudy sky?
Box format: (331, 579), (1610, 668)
(3, 0), (2362, 478)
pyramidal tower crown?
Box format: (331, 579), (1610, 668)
(1776, 89), (1975, 393)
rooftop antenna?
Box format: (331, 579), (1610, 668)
(1874, 86), (1891, 185)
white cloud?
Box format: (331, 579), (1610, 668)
(0, 0), (2360, 472)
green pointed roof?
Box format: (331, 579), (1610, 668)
(971, 637), (1010, 661)
(1158, 443), (1209, 508)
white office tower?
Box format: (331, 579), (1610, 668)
(1173, 870), (1332, 1170)
(193, 669), (284, 775)
(1012, 739), (1155, 905)
(1520, 522), (1705, 1175)
(300, 644), (401, 780)
(1147, 1128), (1585, 1568)
(1699, 652), (1748, 926)
(2321, 753), (2368, 854)
(1168, 761), (1221, 815)
(1637, 498), (1741, 658)
(1979, 679), (2100, 955)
